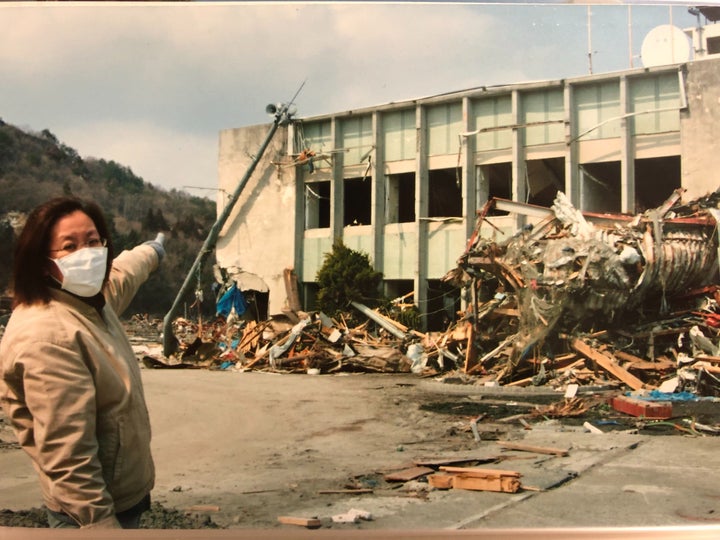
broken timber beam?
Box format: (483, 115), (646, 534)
(571, 339), (646, 391)
(350, 301), (407, 339)
(432, 466), (522, 493)
(497, 441), (569, 456)
(277, 516), (322, 529)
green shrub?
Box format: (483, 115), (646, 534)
(315, 240), (383, 317)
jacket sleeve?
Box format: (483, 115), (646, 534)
(104, 244), (159, 317)
(3, 340), (121, 528)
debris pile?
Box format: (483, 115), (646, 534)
(443, 187), (720, 396)
(137, 188), (720, 401)
(142, 309), (412, 374)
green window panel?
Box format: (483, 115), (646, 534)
(523, 89), (564, 145)
(630, 73), (680, 135)
(341, 116), (373, 166)
(473, 96), (512, 151)
(341, 231), (373, 258)
(302, 235), (333, 282)
(575, 82), (621, 140)
(427, 103), (463, 156)
(427, 225), (466, 278)
(382, 230), (417, 280)
(383, 109), (416, 162)
(300, 121), (332, 169)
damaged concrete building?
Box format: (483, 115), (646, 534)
(214, 29), (720, 331)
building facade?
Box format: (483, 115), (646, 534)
(215, 54), (720, 329)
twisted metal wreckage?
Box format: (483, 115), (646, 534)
(146, 187), (720, 397)
(444, 187), (720, 394)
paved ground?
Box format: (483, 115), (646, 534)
(1, 369), (719, 536)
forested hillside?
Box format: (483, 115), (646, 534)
(0, 118), (218, 318)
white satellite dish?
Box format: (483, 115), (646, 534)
(641, 25), (691, 67)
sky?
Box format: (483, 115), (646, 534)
(0, 1), (710, 198)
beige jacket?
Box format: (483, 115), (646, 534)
(0, 245), (158, 528)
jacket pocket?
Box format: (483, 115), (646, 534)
(96, 414), (124, 486)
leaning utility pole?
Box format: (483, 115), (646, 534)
(162, 88), (302, 357)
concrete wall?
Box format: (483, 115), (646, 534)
(681, 57), (720, 200)
(215, 123), (295, 315)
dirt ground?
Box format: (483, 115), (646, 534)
(2, 358), (719, 530)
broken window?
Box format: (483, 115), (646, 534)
(341, 116), (373, 166)
(344, 176), (372, 226)
(302, 282), (319, 312)
(428, 168), (462, 218)
(526, 157), (564, 207)
(305, 180), (331, 229)
(708, 35), (720, 55)
(383, 109), (416, 161)
(426, 280), (460, 331)
(427, 103), (463, 156)
(386, 172), (415, 223)
(474, 95), (512, 151)
(385, 279), (414, 304)
(477, 163), (512, 216)
(579, 162), (621, 213)
(635, 156), (681, 211)
(298, 120), (332, 171)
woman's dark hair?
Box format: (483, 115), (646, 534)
(12, 197), (114, 307)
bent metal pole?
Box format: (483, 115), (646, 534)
(162, 104), (293, 357)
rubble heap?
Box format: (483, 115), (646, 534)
(135, 188), (720, 399)
(444, 188), (720, 395)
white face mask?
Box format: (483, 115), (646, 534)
(50, 247), (108, 297)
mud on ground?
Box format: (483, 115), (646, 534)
(2, 371), (719, 529)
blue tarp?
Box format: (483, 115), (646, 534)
(216, 284), (248, 317)
(629, 390), (698, 402)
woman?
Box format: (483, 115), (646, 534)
(0, 197), (165, 528)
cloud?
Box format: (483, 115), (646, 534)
(0, 2), (698, 194)
(59, 119), (218, 193)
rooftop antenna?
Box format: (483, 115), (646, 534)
(587, 5), (593, 74)
(628, 5), (634, 69)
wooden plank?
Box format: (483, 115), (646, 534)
(383, 466), (434, 482)
(571, 339), (646, 390)
(413, 456), (499, 467)
(497, 441), (569, 456)
(463, 322), (478, 373)
(452, 474), (521, 493)
(427, 474), (454, 489)
(277, 516), (322, 529)
(317, 489), (373, 494)
(439, 466), (521, 478)
(283, 268), (302, 312)
(491, 308), (520, 317)
(435, 467), (523, 493)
